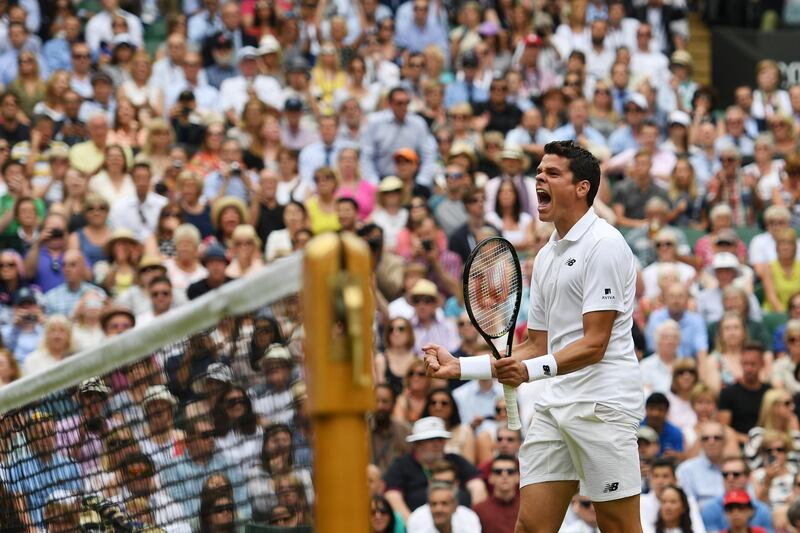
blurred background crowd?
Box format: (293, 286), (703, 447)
(0, 0), (799, 531)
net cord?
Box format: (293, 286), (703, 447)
(0, 252), (304, 414)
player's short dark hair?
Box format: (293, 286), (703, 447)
(646, 392), (670, 408)
(543, 140), (600, 207)
(650, 457), (677, 475)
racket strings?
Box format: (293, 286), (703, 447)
(466, 242), (521, 338)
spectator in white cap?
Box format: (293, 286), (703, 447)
(251, 343), (302, 425)
(697, 252), (762, 325)
(383, 416), (487, 523)
(608, 91), (649, 156)
(141, 384), (186, 470)
(55, 376), (113, 475)
(218, 45), (283, 126)
(256, 34), (282, 79)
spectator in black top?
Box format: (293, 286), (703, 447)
(0, 93), (30, 145)
(383, 416), (487, 524)
(719, 342), (771, 445)
(187, 243), (233, 300)
(473, 77), (523, 136)
(250, 169), (284, 245)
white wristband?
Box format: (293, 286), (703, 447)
(523, 354), (558, 382)
(459, 354), (493, 380)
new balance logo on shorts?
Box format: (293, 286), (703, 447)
(603, 482), (619, 493)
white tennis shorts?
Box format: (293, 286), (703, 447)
(519, 401), (641, 502)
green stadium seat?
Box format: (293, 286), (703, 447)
(762, 311), (788, 340)
(736, 225), (762, 246)
(677, 226), (706, 250)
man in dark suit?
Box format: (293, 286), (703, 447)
(201, 1), (257, 66)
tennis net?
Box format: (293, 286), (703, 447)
(0, 253), (312, 531)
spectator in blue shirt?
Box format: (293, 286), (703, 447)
(700, 456), (773, 532)
(10, 410), (82, 530)
(645, 283), (709, 359)
(443, 51), (488, 110)
(41, 15), (82, 73)
(643, 392), (685, 457)
(395, 0), (449, 57)
(676, 421), (726, 508)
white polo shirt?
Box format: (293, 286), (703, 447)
(527, 208), (644, 417)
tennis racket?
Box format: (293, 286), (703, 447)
(462, 237), (523, 430)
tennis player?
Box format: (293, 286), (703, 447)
(424, 140), (644, 532)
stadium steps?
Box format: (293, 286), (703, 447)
(687, 12), (712, 86)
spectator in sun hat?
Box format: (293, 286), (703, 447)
(410, 279), (459, 354)
(141, 384), (186, 470)
(383, 416), (486, 522)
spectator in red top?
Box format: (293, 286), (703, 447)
(473, 454), (521, 533)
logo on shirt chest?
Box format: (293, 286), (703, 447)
(565, 258), (576, 266)
(601, 288), (615, 300)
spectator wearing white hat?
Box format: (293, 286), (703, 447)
(140, 384), (186, 470)
(218, 46), (284, 126)
(383, 416), (487, 523)
(697, 252), (762, 325)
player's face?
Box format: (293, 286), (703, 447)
(535, 154), (587, 224)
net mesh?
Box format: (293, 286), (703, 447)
(464, 239), (522, 338)
(0, 259), (311, 532)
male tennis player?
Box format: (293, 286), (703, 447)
(424, 140), (644, 532)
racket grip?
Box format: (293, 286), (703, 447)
(503, 385), (521, 430)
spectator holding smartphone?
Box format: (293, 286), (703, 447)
(751, 430), (795, 509)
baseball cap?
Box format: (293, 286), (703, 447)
(205, 362), (233, 383)
(237, 46), (259, 62)
(284, 97), (303, 112)
(524, 34), (542, 47)
(258, 35), (281, 55)
(723, 490), (751, 507)
(671, 50), (693, 68)
(378, 176), (403, 193)
(712, 252), (740, 271)
(202, 243), (230, 265)
(393, 148), (419, 163)
(143, 385), (177, 407)
(91, 71), (113, 85)
(258, 343), (293, 369)
(213, 34), (233, 49)
(78, 377), (111, 396)
(111, 33), (135, 48)
(286, 56), (310, 73)
(410, 279), (438, 298)
(668, 110), (691, 128)
(461, 51), (479, 68)
(714, 228), (739, 246)
(13, 287), (38, 306)
(637, 425), (659, 444)
(624, 92), (648, 110)
(406, 417), (452, 443)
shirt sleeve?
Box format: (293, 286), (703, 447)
(582, 237), (630, 314)
(382, 456), (405, 492)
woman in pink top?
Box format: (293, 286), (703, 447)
(334, 147), (377, 221)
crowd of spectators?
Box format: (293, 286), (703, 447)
(0, 0), (799, 531)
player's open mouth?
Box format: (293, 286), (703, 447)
(536, 189), (551, 211)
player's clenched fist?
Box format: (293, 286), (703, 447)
(422, 343), (460, 380)
(494, 358), (529, 388)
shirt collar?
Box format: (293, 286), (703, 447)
(550, 208), (597, 244)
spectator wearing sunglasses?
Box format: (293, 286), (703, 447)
(676, 421), (727, 507)
(700, 456), (772, 532)
(162, 418), (251, 521)
(473, 454), (520, 532)
(409, 279), (459, 354)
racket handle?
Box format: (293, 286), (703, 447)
(503, 385), (521, 430)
